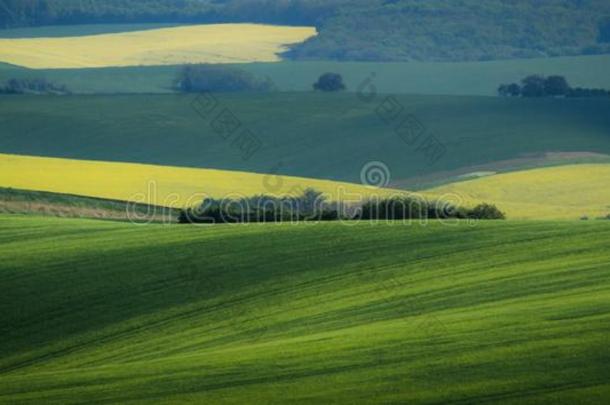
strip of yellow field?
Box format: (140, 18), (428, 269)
(0, 24), (317, 69)
(0, 154), (402, 208)
(427, 164), (610, 220)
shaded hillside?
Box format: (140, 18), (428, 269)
(0, 93), (609, 183)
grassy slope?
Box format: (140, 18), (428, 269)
(0, 216), (609, 403)
(0, 153), (401, 206)
(0, 93), (608, 183)
(0, 187), (177, 221)
(426, 164), (610, 220)
(2, 55), (610, 95)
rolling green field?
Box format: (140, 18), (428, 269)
(0, 216), (609, 403)
(2, 55), (610, 95)
(1, 93), (609, 183)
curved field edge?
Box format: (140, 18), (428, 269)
(1, 93), (609, 184)
(0, 153), (405, 207)
(0, 24), (317, 69)
(0, 217), (609, 403)
(0, 187), (177, 221)
(427, 164), (610, 220)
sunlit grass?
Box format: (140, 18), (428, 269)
(0, 217), (608, 403)
(428, 164), (610, 219)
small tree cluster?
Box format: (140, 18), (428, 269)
(174, 65), (274, 93)
(313, 73), (346, 92)
(0, 78), (70, 95)
(360, 197), (505, 221)
(498, 75), (610, 98)
(178, 189), (339, 224)
(178, 189), (506, 224)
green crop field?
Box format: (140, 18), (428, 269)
(2, 55), (610, 96)
(0, 216), (609, 403)
(1, 93), (609, 184)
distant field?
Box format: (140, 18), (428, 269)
(1, 93), (608, 183)
(0, 24), (317, 68)
(427, 164), (610, 220)
(1, 217), (609, 403)
(2, 55), (610, 95)
(0, 154), (401, 207)
(0, 23), (182, 38)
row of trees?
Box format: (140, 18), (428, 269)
(174, 66), (345, 93)
(178, 189), (505, 224)
(0, 0), (346, 28)
(174, 65), (274, 93)
(498, 75), (610, 98)
(0, 78), (70, 95)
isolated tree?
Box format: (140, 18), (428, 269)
(520, 75), (547, 97)
(544, 75), (570, 96)
(313, 72), (346, 92)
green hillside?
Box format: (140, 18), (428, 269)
(2, 1), (610, 61)
(1, 93), (609, 184)
(0, 216), (609, 403)
(2, 55), (610, 96)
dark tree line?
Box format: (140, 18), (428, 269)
(174, 65), (274, 93)
(178, 189), (505, 224)
(0, 78), (70, 95)
(498, 75), (610, 98)
(0, 0), (345, 28)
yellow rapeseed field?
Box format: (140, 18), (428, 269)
(0, 24), (317, 69)
(0, 154), (402, 208)
(429, 164), (610, 220)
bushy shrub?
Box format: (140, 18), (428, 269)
(498, 83), (521, 97)
(520, 75), (547, 98)
(468, 204), (506, 220)
(544, 75), (570, 96)
(174, 65), (274, 93)
(178, 188), (338, 224)
(313, 73), (346, 92)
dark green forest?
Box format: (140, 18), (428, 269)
(1, 0), (610, 61)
